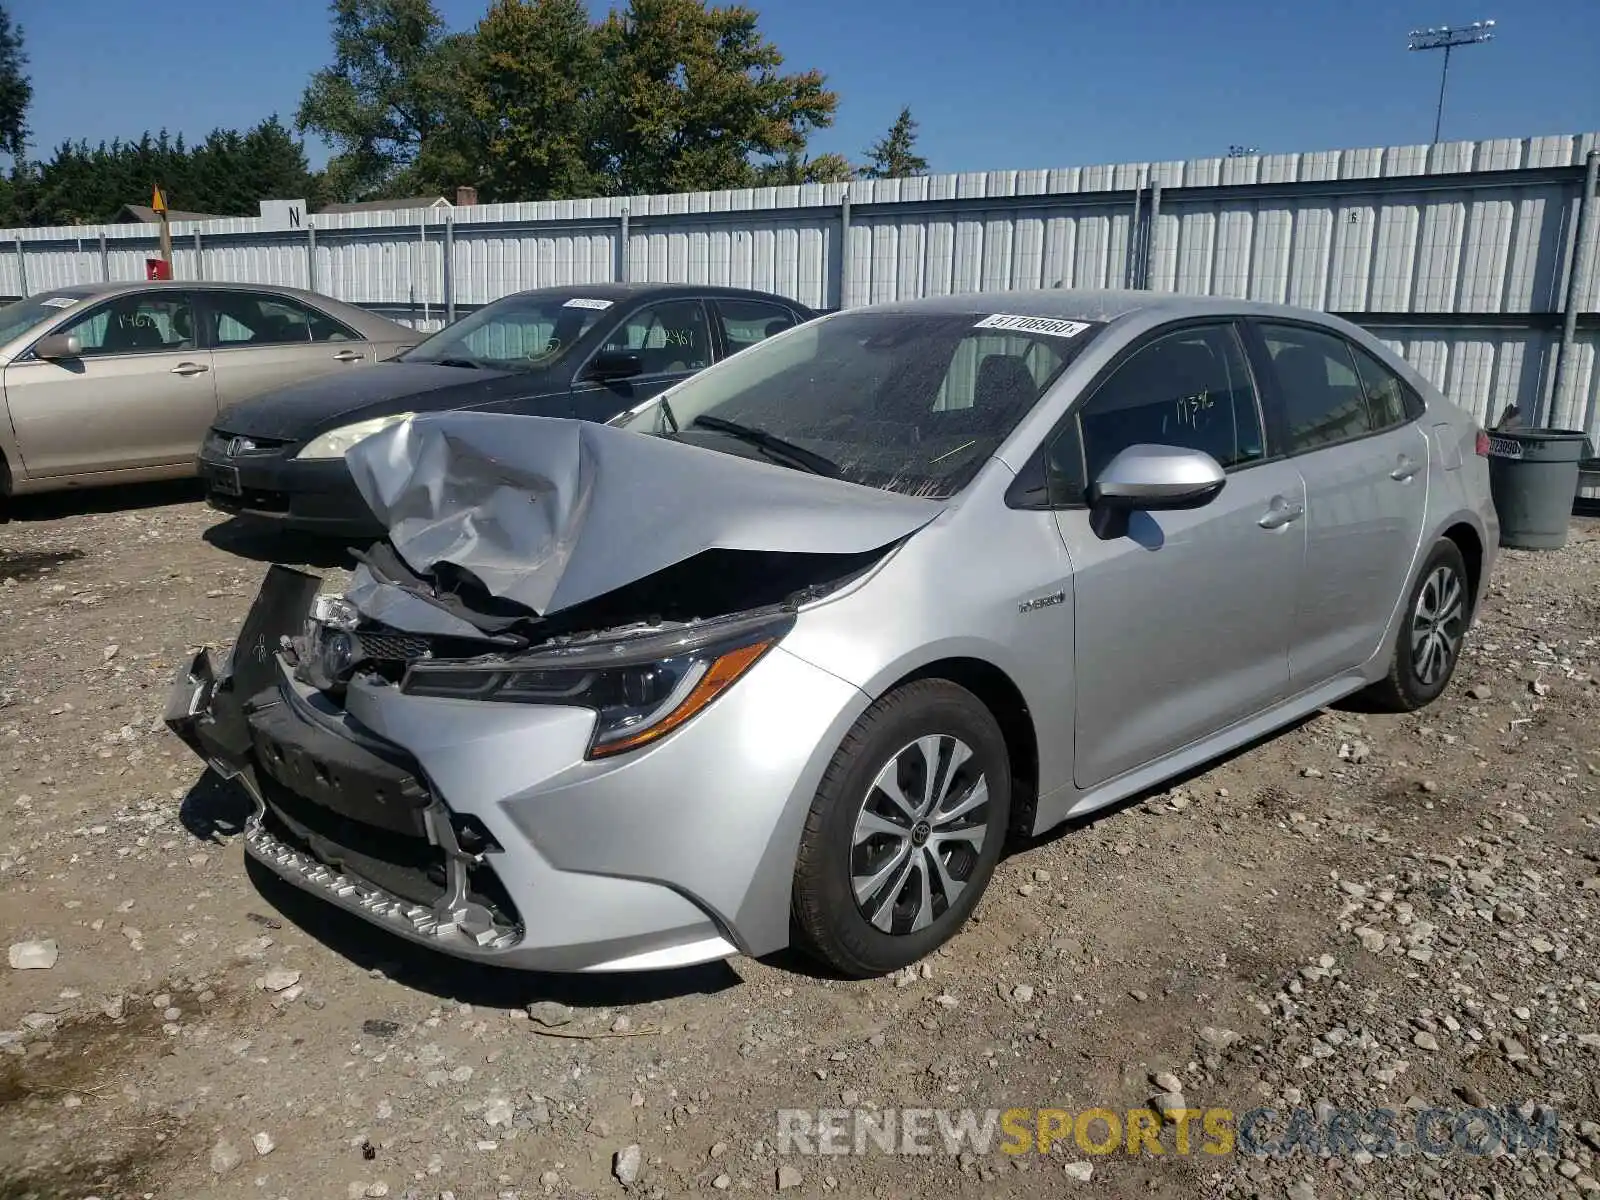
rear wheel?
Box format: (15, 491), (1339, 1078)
(1364, 539), (1470, 712)
(791, 680), (1010, 977)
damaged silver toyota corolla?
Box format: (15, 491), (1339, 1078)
(166, 291), (1497, 976)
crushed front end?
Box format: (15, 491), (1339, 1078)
(166, 412), (942, 972)
(164, 543), (885, 972)
(166, 564), (531, 958)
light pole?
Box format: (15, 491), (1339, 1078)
(1408, 21), (1495, 144)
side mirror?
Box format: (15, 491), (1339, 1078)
(35, 332), (83, 360)
(587, 349), (644, 381)
(1087, 444), (1225, 539)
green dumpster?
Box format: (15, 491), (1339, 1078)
(1486, 427), (1588, 550)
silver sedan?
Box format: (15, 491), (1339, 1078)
(0, 281), (414, 497)
(167, 290), (1497, 977)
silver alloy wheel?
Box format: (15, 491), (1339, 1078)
(1411, 563), (1465, 687)
(850, 734), (991, 936)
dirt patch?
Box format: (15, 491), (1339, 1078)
(1, 493), (1598, 1198)
(0, 1000), (191, 1199)
(0, 547), (83, 584)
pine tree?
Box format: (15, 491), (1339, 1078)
(861, 107), (928, 180)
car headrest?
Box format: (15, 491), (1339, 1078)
(974, 353), (1038, 412)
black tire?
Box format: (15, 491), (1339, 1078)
(791, 679), (1011, 977)
(1364, 539), (1471, 712)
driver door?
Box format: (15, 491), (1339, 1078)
(571, 299), (714, 417)
(1049, 321), (1306, 789)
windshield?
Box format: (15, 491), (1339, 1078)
(615, 310), (1103, 497)
(400, 293), (611, 371)
(0, 294), (83, 347)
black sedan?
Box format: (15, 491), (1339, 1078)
(198, 283), (815, 537)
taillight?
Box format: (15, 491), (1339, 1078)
(1474, 429), (1490, 456)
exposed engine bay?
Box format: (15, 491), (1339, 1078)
(288, 537), (897, 699)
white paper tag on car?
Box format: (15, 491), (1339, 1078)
(563, 298), (613, 310)
(39, 296), (76, 308)
(973, 313), (1091, 338)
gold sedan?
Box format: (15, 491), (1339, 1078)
(0, 281), (415, 496)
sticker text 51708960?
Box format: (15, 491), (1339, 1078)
(973, 314), (1092, 338)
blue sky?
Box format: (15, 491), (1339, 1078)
(13, 0), (1600, 179)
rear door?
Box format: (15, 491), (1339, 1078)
(200, 290), (374, 415)
(1248, 321), (1430, 686)
(3, 289), (217, 477)
(708, 298), (803, 359)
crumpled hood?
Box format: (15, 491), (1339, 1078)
(343, 412), (946, 618)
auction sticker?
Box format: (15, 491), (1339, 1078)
(974, 313), (1091, 338)
(39, 296), (76, 308)
(563, 297), (613, 310)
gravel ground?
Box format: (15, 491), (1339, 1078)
(1, 482), (1598, 1200)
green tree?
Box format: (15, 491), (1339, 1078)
(13, 119), (326, 225)
(468, 0), (601, 202)
(296, 0), (475, 200)
(591, 0), (839, 195)
(0, 5), (31, 162)
(751, 150), (855, 185)
(861, 106), (927, 180)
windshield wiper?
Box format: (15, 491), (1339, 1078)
(418, 356), (482, 369)
(690, 415), (839, 477)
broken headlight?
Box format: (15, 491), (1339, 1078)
(399, 610), (794, 758)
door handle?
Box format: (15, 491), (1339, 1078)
(332, 350), (364, 363)
(1390, 456), (1420, 482)
(1258, 497), (1304, 529)
(170, 362), (209, 376)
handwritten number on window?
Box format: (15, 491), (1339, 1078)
(1173, 390), (1213, 428)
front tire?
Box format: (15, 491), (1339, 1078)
(1365, 539), (1471, 712)
(791, 680), (1010, 977)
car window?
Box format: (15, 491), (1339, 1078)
(60, 293), (197, 357)
(1260, 324), (1377, 453)
(714, 299), (797, 355)
(937, 335), (1067, 412)
(1058, 323), (1265, 497)
(0, 294), (88, 345)
(602, 301), (711, 374)
(210, 293), (359, 347)
(1349, 342), (1424, 426)
(402, 293), (609, 371)
(462, 315), (561, 362)
(615, 311), (1104, 499)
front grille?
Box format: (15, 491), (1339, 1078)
(355, 630), (433, 663)
(258, 778), (522, 935)
(206, 429), (291, 457)
(248, 809), (522, 950)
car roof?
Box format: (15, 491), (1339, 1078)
(849, 288), (1352, 327)
(10, 280), (412, 339)
(489, 282), (816, 310)
(24, 280), (349, 303)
